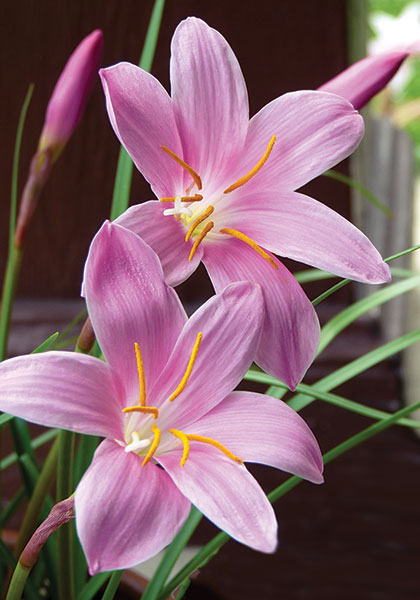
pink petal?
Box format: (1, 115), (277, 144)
(115, 201), (202, 287)
(75, 439), (191, 574)
(0, 352), (123, 439)
(100, 62), (183, 198)
(204, 239), (320, 389)
(318, 51), (409, 110)
(170, 17), (249, 191)
(232, 90), (364, 193)
(187, 391), (323, 484)
(158, 446), (277, 553)
(153, 282), (264, 431)
(223, 189), (391, 283)
(83, 221), (187, 405)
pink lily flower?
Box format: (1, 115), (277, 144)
(0, 222), (323, 574)
(100, 18), (390, 390)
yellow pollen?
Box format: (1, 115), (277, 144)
(161, 146), (202, 191)
(170, 429), (243, 467)
(223, 135), (276, 194)
(168, 332), (202, 403)
(220, 228), (279, 270)
(159, 194), (203, 203)
(123, 405), (159, 419)
(142, 424), (161, 466)
(134, 342), (146, 406)
(169, 428), (190, 466)
(185, 206), (215, 242)
(189, 222), (214, 261)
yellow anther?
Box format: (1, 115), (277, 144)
(188, 222), (214, 261)
(160, 194), (203, 203)
(168, 332), (202, 403)
(142, 424), (161, 466)
(134, 342), (147, 406)
(220, 228), (279, 270)
(223, 135), (276, 194)
(169, 429), (243, 467)
(169, 428), (190, 466)
(185, 206), (215, 242)
(161, 146), (202, 191)
(122, 405), (159, 419)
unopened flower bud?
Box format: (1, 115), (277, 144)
(38, 29), (103, 162)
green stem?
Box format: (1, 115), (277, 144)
(5, 562), (31, 600)
(101, 571), (124, 600)
(159, 399), (420, 599)
(15, 438), (59, 556)
(57, 431), (75, 600)
(141, 506), (202, 600)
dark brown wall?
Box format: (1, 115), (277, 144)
(0, 0), (349, 298)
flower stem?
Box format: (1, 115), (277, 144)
(56, 431), (75, 600)
(101, 571), (124, 600)
(5, 562), (31, 600)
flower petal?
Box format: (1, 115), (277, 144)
(0, 352), (123, 439)
(153, 282), (264, 430)
(222, 189), (391, 283)
(233, 90), (364, 193)
(75, 439), (191, 574)
(158, 446), (277, 553)
(115, 201), (202, 287)
(82, 221), (187, 405)
(318, 50), (409, 110)
(204, 239), (320, 389)
(100, 62), (183, 198)
(170, 17), (249, 190)
(187, 391), (323, 484)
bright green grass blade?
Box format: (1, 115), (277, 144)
(141, 506), (202, 600)
(77, 572), (111, 600)
(287, 329), (420, 411)
(110, 0), (165, 221)
(318, 274), (420, 355)
(323, 169), (393, 217)
(31, 332), (59, 354)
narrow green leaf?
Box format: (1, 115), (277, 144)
(324, 169), (393, 217)
(101, 571), (124, 600)
(31, 332), (59, 354)
(385, 243), (420, 263)
(0, 429), (58, 471)
(0, 488), (25, 528)
(110, 0), (166, 221)
(294, 269), (337, 284)
(0, 414), (14, 428)
(77, 572), (111, 600)
(141, 506), (202, 600)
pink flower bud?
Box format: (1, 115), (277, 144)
(38, 29), (103, 161)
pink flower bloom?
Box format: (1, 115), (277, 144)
(100, 18), (390, 390)
(0, 222), (323, 574)
(38, 29), (103, 161)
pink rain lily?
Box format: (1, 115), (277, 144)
(100, 17), (390, 390)
(0, 222), (323, 574)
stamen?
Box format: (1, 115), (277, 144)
(223, 135), (276, 194)
(185, 206), (215, 242)
(189, 222), (214, 261)
(168, 332), (202, 403)
(161, 146), (202, 191)
(169, 428), (190, 467)
(142, 424), (161, 466)
(169, 429), (243, 467)
(134, 342), (146, 406)
(123, 405), (159, 419)
(220, 228), (279, 270)
(160, 194), (203, 203)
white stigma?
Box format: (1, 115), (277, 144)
(125, 431), (151, 453)
(163, 195), (192, 217)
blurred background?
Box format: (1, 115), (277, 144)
(1, 0), (420, 598)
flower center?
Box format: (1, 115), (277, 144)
(121, 334), (242, 467)
(158, 136), (278, 270)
